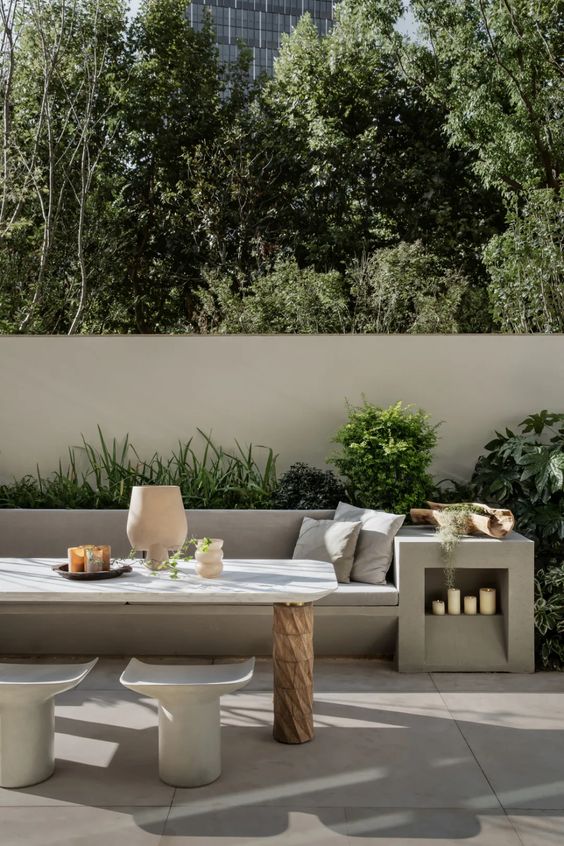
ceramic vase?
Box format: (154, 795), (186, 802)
(127, 486), (187, 569)
(194, 539), (224, 579)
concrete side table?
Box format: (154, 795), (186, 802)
(120, 657), (255, 787)
(0, 659), (98, 787)
(395, 527), (535, 673)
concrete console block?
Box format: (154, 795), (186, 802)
(395, 527), (535, 673)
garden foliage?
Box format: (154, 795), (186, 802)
(329, 401), (438, 514)
(271, 463), (348, 510)
(0, 428), (278, 510)
(470, 411), (564, 564)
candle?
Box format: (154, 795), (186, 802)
(432, 600), (446, 616)
(85, 546), (104, 573)
(447, 588), (461, 615)
(480, 588), (496, 615)
(68, 544), (111, 573)
(464, 595), (477, 615)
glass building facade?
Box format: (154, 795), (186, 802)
(187, 1), (334, 79)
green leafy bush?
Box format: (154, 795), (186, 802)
(195, 259), (349, 334)
(0, 428), (278, 510)
(349, 242), (469, 334)
(271, 463), (347, 510)
(535, 564), (564, 670)
(470, 411), (564, 563)
(329, 401), (438, 514)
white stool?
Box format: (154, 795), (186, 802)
(120, 658), (255, 787)
(0, 659), (98, 788)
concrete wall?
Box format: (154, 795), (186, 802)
(1, 336), (563, 485)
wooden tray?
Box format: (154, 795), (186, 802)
(52, 563), (133, 580)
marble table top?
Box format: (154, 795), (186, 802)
(0, 558), (338, 605)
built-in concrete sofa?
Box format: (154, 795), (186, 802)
(0, 508), (535, 670)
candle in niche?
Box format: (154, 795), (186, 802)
(432, 600), (446, 616)
(447, 588), (461, 615)
(480, 588), (496, 615)
(464, 595), (478, 615)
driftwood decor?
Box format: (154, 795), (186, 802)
(410, 502), (515, 539)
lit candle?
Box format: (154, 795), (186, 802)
(480, 588), (496, 615)
(432, 600), (446, 616)
(464, 595), (477, 615)
(447, 588), (461, 615)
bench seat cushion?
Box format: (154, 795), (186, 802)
(316, 581), (398, 607)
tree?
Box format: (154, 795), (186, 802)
(117, 0), (224, 333)
(485, 188), (564, 332)
(194, 258), (349, 334)
(0, 0), (127, 333)
(350, 242), (468, 333)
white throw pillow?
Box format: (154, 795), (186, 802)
(292, 517), (362, 584)
(333, 502), (405, 585)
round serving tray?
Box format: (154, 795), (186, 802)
(52, 563), (133, 580)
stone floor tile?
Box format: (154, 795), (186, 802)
(0, 692), (173, 807)
(174, 692), (498, 810)
(432, 672), (564, 694)
(162, 805), (349, 844)
(214, 658), (435, 693)
(507, 812), (564, 846)
(0, 806), (167, 845)
(343, 808), (521, 844)
(437, 690), (564, 809)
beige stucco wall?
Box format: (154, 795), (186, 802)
(1, 335), (563, 485)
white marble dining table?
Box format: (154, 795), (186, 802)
(0, 557), (338, 744)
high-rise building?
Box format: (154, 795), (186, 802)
(187, 1), (334, 79)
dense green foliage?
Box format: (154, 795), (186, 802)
(8, 0), (554, 334)
(272, 463), (348, 510)
(0, 1), (562, 332)
(535, 564), (564, 670)
(0, 428), (278, 509)
(469, 411), (564, 565)
(329, 401), (438, 513)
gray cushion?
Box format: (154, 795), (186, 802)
(334, 502), (405, 585)
(292, 517), (361, 583)
(316, 582), (399, 607)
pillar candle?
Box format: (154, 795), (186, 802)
(464, 595), (477, 615)
(432, 600), (446, 616)
(447, 588), (461, 615)
(480, 588), (496, 615)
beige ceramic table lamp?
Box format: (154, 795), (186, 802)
(127, 485), (187, 568)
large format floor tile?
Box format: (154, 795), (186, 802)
(162, 805), (349, 845)
(215, 658), (437, 694)
(0, 806), (167, 846)
(173, 691), (498, 810)
(435, 687), (564, 810)
(0, 691), (174, 808)
(507, 812), (564, 846)
(343, 808), (522, 845)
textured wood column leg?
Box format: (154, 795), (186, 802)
(272, 602), (314, 744)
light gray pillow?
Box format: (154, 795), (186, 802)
(292, 517), (362, 583)
(333, 502), (405, 585)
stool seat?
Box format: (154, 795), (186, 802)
(120, 658), (255, 697)
(120, 658), (255, 787)
(0, 659), (97, 788)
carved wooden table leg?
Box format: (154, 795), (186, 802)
(272, 602), (314, 744)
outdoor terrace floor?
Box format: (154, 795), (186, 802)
(0, 657), (562, 845)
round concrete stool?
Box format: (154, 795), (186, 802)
(120, 658), (255, 787)
(0, 659), (98, 788)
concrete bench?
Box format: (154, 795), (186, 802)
(0, 509), (534, 669)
